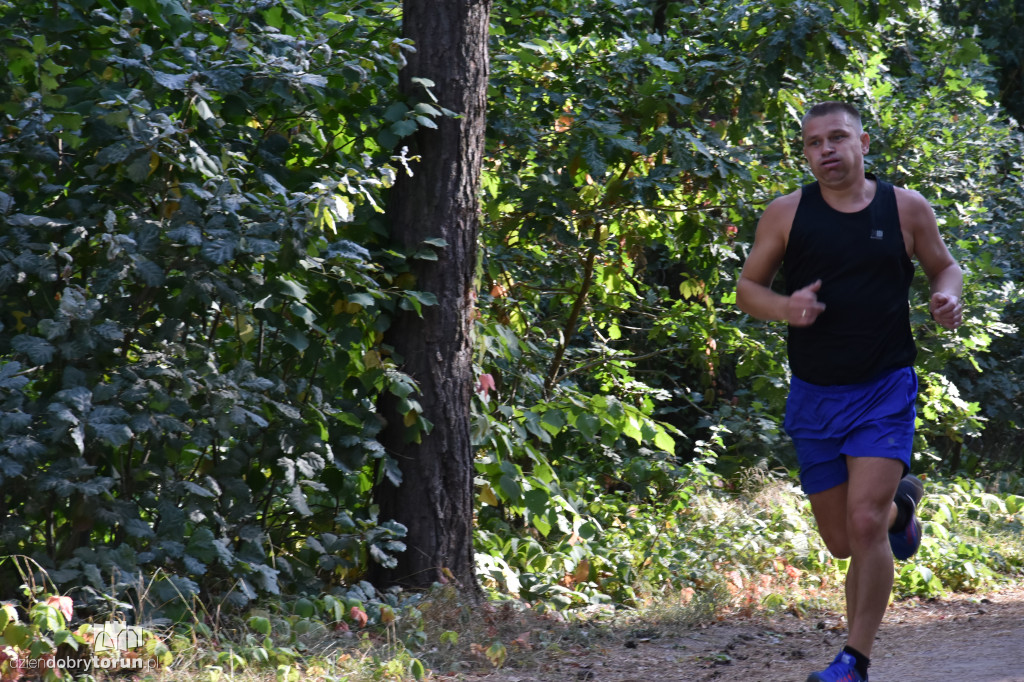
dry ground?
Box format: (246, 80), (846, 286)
(453, 583), (1024, 682)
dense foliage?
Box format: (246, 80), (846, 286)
(471, 0), (1024, 605)
(0, 0), (420, 615)
(0, 0), (1021, 633)
(939, 0), (1024, 126)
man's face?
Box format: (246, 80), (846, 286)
(802, 111), (869, 187)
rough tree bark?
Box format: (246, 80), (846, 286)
(371, 0), (491, 596)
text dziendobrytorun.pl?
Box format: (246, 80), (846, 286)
(16, 656), (157, 671)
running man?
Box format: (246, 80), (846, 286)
(736, 101), (963, 682)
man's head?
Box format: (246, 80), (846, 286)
(801, 101), (869, 189)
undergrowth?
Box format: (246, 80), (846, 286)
(2, 471), (1022, 681)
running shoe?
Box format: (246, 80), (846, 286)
(806, 650), (867, 682)
(889, 473), (924, 561)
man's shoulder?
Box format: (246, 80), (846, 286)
(891, 184), (938, 239)
(892, 185), (933, 215)
(754, 190), (803, 249)
(764, 187), (803, 214)
(889, 183), (928, 203)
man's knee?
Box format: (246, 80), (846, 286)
(847, 503), (890, 549)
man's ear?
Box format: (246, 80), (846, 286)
(860, 131), (870, 153)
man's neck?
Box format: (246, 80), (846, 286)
(819, 174), (876, 213)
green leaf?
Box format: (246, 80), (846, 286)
(524, 488), (549, 517)
(390, 120), (418, 137)
(347, 292), (376, 307)
(407, 291), (438, 306)
(2, 623), (32, 648)
(202, 239), (236, 264)
(11, 335), (56, 364)
(293, 598), (315, 618)
(281, 329), (310, 351)
(653, 427), (675, 453)
(384, 102), (409, 122)
(401, 290), (438, 315)
(575, 413), (600, 440)
(153, 71), (189, 90)
(413, 103), (442, 117)
(540, 409), (565, 435)
(277, 278), (310, 301)
(91, 422), (133, 447)
(53, 629), (76, 648)
(382, 455), (402, 486)
(531, 512), (552, 537)
(498, 473), (523, 504)
(286, 485), (312, 517)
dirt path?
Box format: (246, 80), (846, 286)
(466, 583), (1024, 681)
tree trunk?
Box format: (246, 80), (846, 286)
(371, 0), (490, 596)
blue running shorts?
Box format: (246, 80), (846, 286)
(784, 366), (917, 495)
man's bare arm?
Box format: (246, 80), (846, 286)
(736, 192), (825, 327)
(897, 189), (963, 330)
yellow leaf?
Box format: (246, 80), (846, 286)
(479, 484), (498, 506)
(485, 641), (507, 668)
(235, 314), (255, 343)
(572, 559), (590, 585)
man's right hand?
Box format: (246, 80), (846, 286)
(788, 279), (826, 326)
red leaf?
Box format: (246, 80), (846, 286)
(349, 607), (368, 628)
(477, 373), (496, 396)
(46, 596), (74, 622)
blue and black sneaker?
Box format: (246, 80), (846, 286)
(889, 473), (924, 561)
(806, 650), (867, 682)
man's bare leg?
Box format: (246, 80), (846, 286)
(842, 456), (902, 655)
(808, 458), (903, 656)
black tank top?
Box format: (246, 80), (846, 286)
(783, 176), (916, 385)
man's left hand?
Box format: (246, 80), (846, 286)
(930, 292), (962, 330)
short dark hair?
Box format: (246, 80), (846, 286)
(802, 101), (862, 131)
